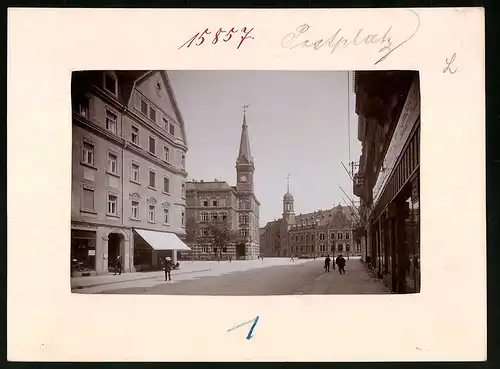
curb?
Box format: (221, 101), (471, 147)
(71, 268), (212, 290)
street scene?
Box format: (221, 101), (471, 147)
(71, 70), (420, 295)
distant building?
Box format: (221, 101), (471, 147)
(71, 70), (190, 276)
(185, 112), (260, 260)
(260, 178), (358, 257)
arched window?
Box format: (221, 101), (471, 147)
(200, 212), (208, 222)
(210, 211), (218, 221)
(239, 214), (248, 224)
(220, 211), (227, 221)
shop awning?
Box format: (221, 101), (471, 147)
(133, 229), (191, 251)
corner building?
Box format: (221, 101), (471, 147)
(186, 113), (261, 260)
(71, 70), (189, 276)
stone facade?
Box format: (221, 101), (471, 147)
(71, 70), (188, 276)
(185, 113), (260, 260)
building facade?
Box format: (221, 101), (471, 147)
(71, 70), (189, 276)
(352, 71), (420, 294)
(185, 112), (261, 260)
(261, 180), (358, 258)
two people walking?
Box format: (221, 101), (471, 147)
(324, 254), (347, 274)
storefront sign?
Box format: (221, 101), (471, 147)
(372, 78), (420, 206)
(88, 249), (96, 256)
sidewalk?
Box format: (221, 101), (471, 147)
(295, 259), (390, 294)
(71, 261), (211, 290)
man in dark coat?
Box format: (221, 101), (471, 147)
(164, 257), (172, 281)
(114, 255), (122, 275)
(324, 255), (331, 272)
(336, 254), (346, 275)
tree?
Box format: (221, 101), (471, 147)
(206, 218), (238, 261)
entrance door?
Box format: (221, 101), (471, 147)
(108, 233), (123, 271)
(235, 243), (246, 259)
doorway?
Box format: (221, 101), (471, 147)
(235, 243), (246, 259)
(108, 233), (124, 271)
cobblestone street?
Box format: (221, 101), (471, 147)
(72, 257), (390, 295)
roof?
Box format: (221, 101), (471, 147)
(186, 181), (234, 192)
(283, 191), (294, 201)
(236, 112), (254, 166)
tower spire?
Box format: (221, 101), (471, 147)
(237, 104), (253, 165)
(287, 174), (290, 192)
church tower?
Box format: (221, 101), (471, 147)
(236, 108), (255, 193)
(282, 175), (295, 230)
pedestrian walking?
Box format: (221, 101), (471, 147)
(229, 256), (232, 263)
(114, 255), (122, 275)
(336, 254), (346, 275)
(164, 256), (172, 281)
(290, 255), (295, 263)
(324, 255), (331, 272)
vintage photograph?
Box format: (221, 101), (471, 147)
(70, 70), (420, 295)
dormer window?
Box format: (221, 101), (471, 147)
(104, 73), (117, 95)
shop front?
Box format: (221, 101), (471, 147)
(368, 76), (421, 294)
(132, 228), (191, 271)
(71, 229), (97, 276)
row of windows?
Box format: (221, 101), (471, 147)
(290, 244), (356, 253)
(76, 90), (185, 171)
(81, 139), (185, 198)
(200, 211), (228, 222)
(290, 232), (351, 242)
(81, 186), (185, 226)
(102, 72), (180, 141)
(201, 198), (227, 207)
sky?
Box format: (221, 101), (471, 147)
(168, 71), (361, 227)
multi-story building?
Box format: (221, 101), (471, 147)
(71, 70), (190, 276)
(185, 112), (260, 260)
(352, 71), (420, 294)
(260, 179), (358, 258)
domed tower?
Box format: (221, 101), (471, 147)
(282, 175), (295, 229)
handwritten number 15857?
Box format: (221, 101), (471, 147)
(178, 27), (255, 50)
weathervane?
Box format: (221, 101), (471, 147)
(243, 104), (250, 113)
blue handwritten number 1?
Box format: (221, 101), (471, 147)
(227, 316), (260, 340)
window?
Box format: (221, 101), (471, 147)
(105, 110), (117, 134)
(163, 117), (168, 131)
(163, 209), (169, 224)
(107, 152), (118, 175)
(104, 73), (117, 95)
(131, 201), (139, 219)
(211, 212), (218, 221)
(331, 233), (335, 239)
(82, 141), (94, 166)
(77, 95), (89, 117)
(181, 155), (185, 168)
(220, 212), (227, 221)
(148, 205), (155, 222)
(239, 214), (248, 224)
(149, 136), (156, 154)
(149, 106), (156, 122)
(181, 212), (185, 227)
(212, 200), (218, 207)
(163, 146), (170, 162)
(148, 170), (156, 189)
(131, 126), (139, 145)
(219, 198), (226, 207)
(338, 233), (343, 240)
(82, 185), (95, 211)
(141, 99), (148, 115)
(338, 244), (343, 252)
(346, 245), (350, 252)
(202, 228), (209, 236)
(201, 212), (209, 222)
(169, 123), (175, 135)
(238, 200), (245, 210)
(202, 200), (208, 207)
(245, 201), (251, 210)
(346, 232), (350, 240)
(319, 233), (325, 241)
(131, 163), (139, 183)
(107, 193), (118, 215)
(296, 235), (298, 242)
(181, 182), (185, 198)
(240, 228), (248, 237)
(163, 177), (170, 193)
